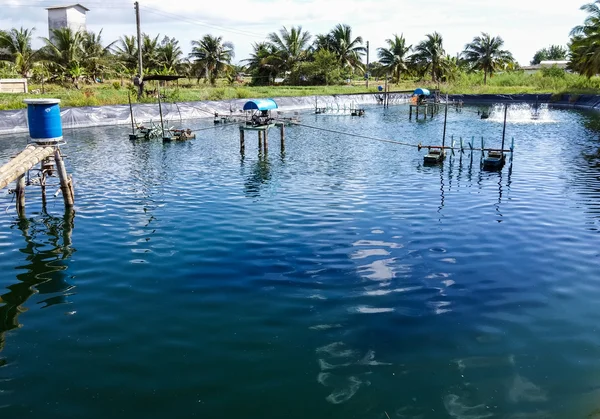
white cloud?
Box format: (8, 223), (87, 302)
(0, 0), (586, 65)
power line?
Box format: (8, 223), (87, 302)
(140, 5), (266, 40)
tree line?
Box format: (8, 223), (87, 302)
(0, 1), (597, 90)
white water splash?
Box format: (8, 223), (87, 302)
(488, 103), (555, 124)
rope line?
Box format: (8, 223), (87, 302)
(276, 120), (513, 153)
(286, 121), (421, 148)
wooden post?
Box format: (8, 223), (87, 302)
(280, 124), (285, 150)
(41, 173), (47, 209)
(240, 128), (245, 153)
(501, 103), (508, 152)
(128, 91), (135, 135)
(409, 106), (412, 120)
(264, 129), (269, 152)
(442, 104), (448, 149)
(384, 76), (388, 108)
(416, 106), (419, 119)
(424, 105), (427, 120)
(15, 174), (25, 217)
(54, 148), (74, 208)
(258, 131), (262, 152)
(158, 86), (165, 138)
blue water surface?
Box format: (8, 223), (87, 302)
(0, 104), (599, 419)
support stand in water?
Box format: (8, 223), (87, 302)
(482, 104), (509, 170)
(423, 104), (448, 165)
(0, 99), (74, 217)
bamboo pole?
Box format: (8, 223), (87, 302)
(158, 86), (165, 138)
(501, 103), (508, 152)
(15, 174), (25, 217)
(442, 104), (448, 149)
(0, 145), (38, 176)
(54, 148), (74, 208)
(128, 91), (135, 135)
(0, 146), (55, 190)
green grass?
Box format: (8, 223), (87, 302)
(3, 73), (600, 111)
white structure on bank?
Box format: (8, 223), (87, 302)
(46, 4), (89, 42)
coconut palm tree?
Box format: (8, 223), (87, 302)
(267, 26), (311, 72)
(311, 34), (333, 53)
(377, 34), (411, 83)
(243, 42), (282, 85)
(141, 33), (160, 74)
(113, 35), (138, 73)
(462, 33), (513, 84)
(569, 1), (600, 77)
(412, 32), (445, 82)
(157, 36), (182, 74)
(41, 27), (85, 83)
(81, 30), (115, 82)
(0, 27), (38, 78)
(189, 35), (234, 85)
(327, 24), (365, 71)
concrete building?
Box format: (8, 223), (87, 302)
(46, 4), (89, 42)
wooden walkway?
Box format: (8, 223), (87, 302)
(0, 144), (73, 216)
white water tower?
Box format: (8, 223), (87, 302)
(46, 4), (89, 42)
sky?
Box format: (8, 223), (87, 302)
(0, 0), (587, 66)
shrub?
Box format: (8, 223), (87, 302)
(235, 88), (251, 99)
(112, 81), (121, 90)
(541, 65), (565, 79)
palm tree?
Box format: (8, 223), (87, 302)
(312, 34), (333, 53)
(462, 33), (513, 84)
(267, 26), (311, 72)
(113, 35), (138, 73)
(377, 34), (411, 83)
(142, 33), (160, 74)
(81, 30), (115, 82)
(189, 35), (234, 85)
(243, 42), (282, 85)
(0, 27), (38, 78)
(327, 24), (365, 71)
(569, 1), (600, 77)
(157, 36), (182, 74)
(41, 27), (85, 84)
(412, 32), (445, 82)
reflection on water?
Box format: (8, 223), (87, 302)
(243, 151), (272, 198)
(0, 209), (75, 352)
(0, 105), (600, 418)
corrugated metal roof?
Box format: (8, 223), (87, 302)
(46, 4), (90, 11)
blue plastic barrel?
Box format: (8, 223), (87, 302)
(23, 99), (62, 142)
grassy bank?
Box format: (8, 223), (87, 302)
(2, 72), (600, 111)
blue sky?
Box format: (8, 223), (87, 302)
(1, 0), (586, 65)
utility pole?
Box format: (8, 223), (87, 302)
(134, 1), (143, 99)
(366, 41), (370, 89)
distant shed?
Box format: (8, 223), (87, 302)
(0, 79), (28, 93)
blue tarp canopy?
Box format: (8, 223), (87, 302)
(243, 99), (278, 111)
(414, 88), (431, 96)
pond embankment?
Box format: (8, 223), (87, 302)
(0, 92), (412, 136)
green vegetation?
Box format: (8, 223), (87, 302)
(0, 1), (599, 110)
(531, 45), (568, 65)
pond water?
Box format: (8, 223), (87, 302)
(0, 103), (599, 418)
